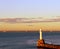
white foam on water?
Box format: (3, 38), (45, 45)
(45, 39), (60, 45)
(26, 39), (37, 46)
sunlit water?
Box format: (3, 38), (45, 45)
(0, 31), (60, 49)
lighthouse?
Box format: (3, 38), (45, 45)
(37, 29), (60, 49)
(40, 29), (42, 40)
(37, 29), (45, 47)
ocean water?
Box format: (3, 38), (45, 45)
(0, 31), (60, 49)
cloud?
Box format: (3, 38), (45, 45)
(0, 16), (60, 23)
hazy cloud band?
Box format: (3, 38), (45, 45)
(0, 17), (60, 23)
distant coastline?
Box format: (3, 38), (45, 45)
(0, 31), (60, 33)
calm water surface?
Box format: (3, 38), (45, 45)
(0, 31), (60, 49)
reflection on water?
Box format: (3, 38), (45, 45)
(37, 48), (45, 49)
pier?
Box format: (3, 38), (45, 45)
(37, 29), (60, 49)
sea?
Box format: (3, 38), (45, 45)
(0, 31), (60, 49)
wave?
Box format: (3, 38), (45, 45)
(45, 39), (60, 45)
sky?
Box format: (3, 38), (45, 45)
(0, 0), (60, 31)
(0, 0), (60, 18)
